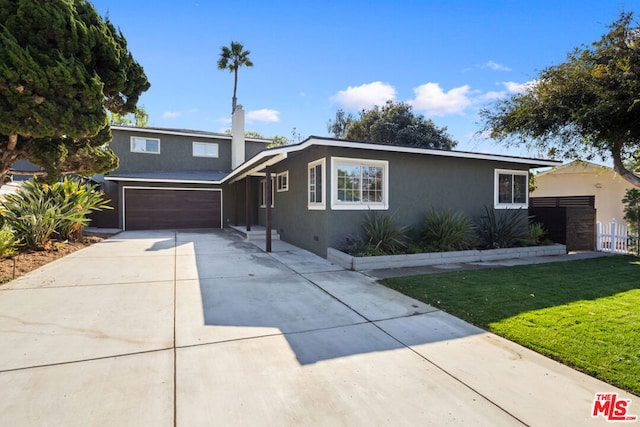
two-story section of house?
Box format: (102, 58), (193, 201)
(100, 107), (271, 230)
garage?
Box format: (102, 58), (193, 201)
(124, 187), (222, 230)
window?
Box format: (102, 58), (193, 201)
(130, 137), (160, 154)
(259, 178), (275, 208)
(276, 171), (289, 192)
(308, 158), (325, 210)
(193, 141), (219, 158)
(331, 157), (388, 210)
(495, 169), (528, 208)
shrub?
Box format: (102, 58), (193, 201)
(622, 188), (640, 256)
(477, 206), (528, 249)
(0, 228), (20, 258)
(525, 222), (547, 246)
(2, 181), (62, 250)
(419, 207), (477, 251)
(48, 177), (112, 241)
(1, 178), (111, 250)
(361, 211), (408, 255)
(339, 233), (368, 256)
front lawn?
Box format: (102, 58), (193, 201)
(382, 256), (640, 396)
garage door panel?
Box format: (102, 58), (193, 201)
(125, 189), (221, 230)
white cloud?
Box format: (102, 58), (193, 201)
(482, 90), (506, 100)
(409, 83), (472, 116)
(246, 109), (280, 123)
(482, 61), (512, 72)
(503, 80), (538, 94)
(162, 111), (182, 119)
(331, 81), (397, 110)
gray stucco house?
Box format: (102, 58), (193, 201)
(97, 108), (560, 257)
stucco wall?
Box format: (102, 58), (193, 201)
(253, 145), (532, 257)
(532, 164), (633, 226)
(110, 129), (270, 174)
(256, 146), (330, 256)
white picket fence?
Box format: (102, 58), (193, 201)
(596, 218), (637, 254)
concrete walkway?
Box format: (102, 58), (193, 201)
(0, 230), (635, 426)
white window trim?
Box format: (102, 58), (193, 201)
(192, 141), (219, 158)
(130, 136), (160, 154)
(494, 169), (529, 209)
(276, 171), (289, 192)
(259, 177), (275, 208)
(308, 158), (326, 210)
(331, 157), (389, 210)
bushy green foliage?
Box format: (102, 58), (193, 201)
(1, 178), (111, 249)
(525, 222), (547, 246)
(361, 211), (408, 255)
(477, 207), (529, 249)
(622, 188), (640, 256)
(49, 177), (112, 240)
(0, 0), (149, 183)
(328, 101), (457, 150)
(0, 228), (20, 258)
(481, 12), (640, 187)
(419, 208), (477, 251)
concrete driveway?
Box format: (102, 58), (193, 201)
(0, 230), (635, 426)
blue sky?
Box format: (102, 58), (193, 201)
(91, 0), (640, 158)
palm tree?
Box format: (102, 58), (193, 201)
(217, 41), (254, 114)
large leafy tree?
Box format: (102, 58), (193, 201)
(0, 0), (150, 183)
(328, 101), (457, 150)
(110, 106), (149, 127)
(481, 12), (640, 186)
(217, 41), (253, 114)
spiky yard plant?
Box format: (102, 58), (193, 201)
(419, 207), (477, 251)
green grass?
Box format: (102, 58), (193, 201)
(382, 256), (640, 396)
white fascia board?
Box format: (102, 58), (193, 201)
(104, 176), (222, 185)
(227, 153), (287, 184)
(305, 138), (561, 167)
(110, 126), (271, 143)
(222, 137), (561, 183)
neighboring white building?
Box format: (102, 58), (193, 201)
(532, 160), (637, 226)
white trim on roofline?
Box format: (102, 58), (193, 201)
(104, 176), (223, 185)
(221, 136), (561, 184)
(110, 125), (272, 143)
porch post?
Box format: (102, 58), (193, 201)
(245, 177), (251, 232)
(265, 168), (272, 253)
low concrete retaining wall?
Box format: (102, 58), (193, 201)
(327, 244), (567, 271)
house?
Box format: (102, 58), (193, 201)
(98, 107), (560, 257)
(531, 160), (637, 227)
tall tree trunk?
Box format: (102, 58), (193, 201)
(232, 68), (238, 113)
(612, 141), (640, 187)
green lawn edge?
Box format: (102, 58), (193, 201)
(381, 256), (640, 396)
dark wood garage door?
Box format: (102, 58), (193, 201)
(124, 188), (221, 230)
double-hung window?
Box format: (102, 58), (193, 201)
(130, 137), (160, 154)
(494, 169), (528, 208)
(308, 159), (325, 210)
(331, 157), (388, 210)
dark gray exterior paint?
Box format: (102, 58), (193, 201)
(91, 128), (558, 256)
(251, 146), (536, 257)
(110, 128), (270, 173)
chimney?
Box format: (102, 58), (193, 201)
(231, 105), (245, 169)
